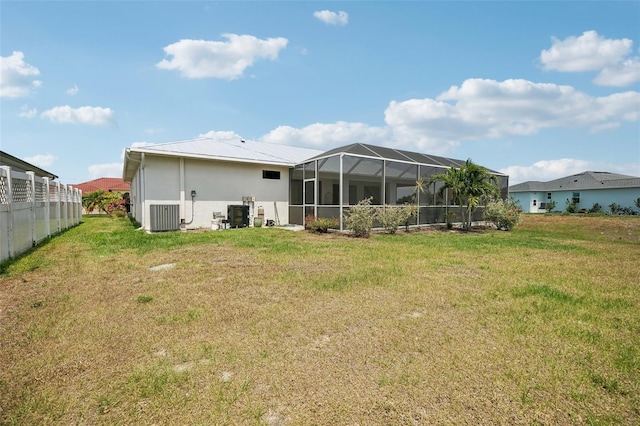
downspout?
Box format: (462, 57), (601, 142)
(179, 158), (196, 226)
(140, 153), (146, 228)
(125, 149), (145, 226)
(180, 158), (185, 223)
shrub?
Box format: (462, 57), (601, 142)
(445, 211), (457, 229)
(609, 203), (619, 214)
(566, 199), (577, 213)
(83, 190), (127, 216)
(589, 203), (602, 213)
(545, 199), (557, 212)
(305, 216), (339, 233)
(484, 199), (522, 231)
(105, 198), (127, 217)
(609, 203), (637, 215)
(401, 203), (418, 232)
(304, 215), (315, 230)
(344, 197), (375, 237)
(375, 206), (406, 234)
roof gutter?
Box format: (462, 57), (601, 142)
(123, 148), (144, 181)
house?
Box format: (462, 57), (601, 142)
(122, 137), (509, 232)
(509, 171), (640, 213)
(73, 177), (130, 195)
(0, 150), (58, 180)
(73, 177), (131, 214)
(123, 136), (322, 231)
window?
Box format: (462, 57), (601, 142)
(263, 170), (281, 180)
(533, 200), (537, 206)
(572, 192), (580, 204)
(547, 192), (552, 200)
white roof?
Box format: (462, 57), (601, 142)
(123, 136), (323, 181)
(130, 136), (322, 165)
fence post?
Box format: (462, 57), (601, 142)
(68, 185), (74, 226)
(1, 166), (14, 258)
(69, 186), (75, 226)
(73, 187), (79, 225)
(63, 184), (69, 230)
(54, 181), (61, 233)
(26, 171), (36, 246)
(76, 188), (82, 224)
(43, 177), (51, 237)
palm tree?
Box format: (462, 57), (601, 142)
(425, 165), (467, 229)
(82, 190), (105, 214)
(424, 159), (498, 231)
(461, 160), (499, 230)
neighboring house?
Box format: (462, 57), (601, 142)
(73, 177), (130, 195)
(73, 177), (131, 214)
(509, 171), (640, 213)
(0, 150), (58, 180)
(123, 136), (509, 231)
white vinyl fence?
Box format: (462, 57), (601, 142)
(0, 166), (82, 263)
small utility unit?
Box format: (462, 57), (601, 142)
(150, 204), (180, 232)
(227, 205), (249, 228)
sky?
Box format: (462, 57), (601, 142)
(1, 1), (639, 185)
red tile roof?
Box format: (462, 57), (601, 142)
(72, 177), (130, 194)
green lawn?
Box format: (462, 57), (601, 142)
(1, 214), (638, 425)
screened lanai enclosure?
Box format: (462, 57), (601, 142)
(288, 143), (509, 230)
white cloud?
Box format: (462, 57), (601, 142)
(66, 84), (79, 95)
(501, 159), (640, 185)
(130, 141), (156, 148)
(24, 154), (57, 169)
(198, 130), (244, 141)
(540, 30), (640, 87)
(260, 122), (391, 149)
(156, 34), (288, 79)
(256, 78), (639, 156)
(593, 57), (640, 87)
(500, 159), (592, 184)
(589, 122), (621, 133)
(386, 78), (639, 148)
(540, 30), (632, 72)
(313, 10), (349, 26)
(0, 51), (42, 98)
(19, 105), (37, 118)
(88, 162), (123, 179)
(41, 105), (115, 126)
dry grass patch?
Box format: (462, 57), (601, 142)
(1, 214), (638, 424)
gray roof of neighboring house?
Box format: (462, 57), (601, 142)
(509, 171), (640, 193)
(123, 136), (323, 181)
